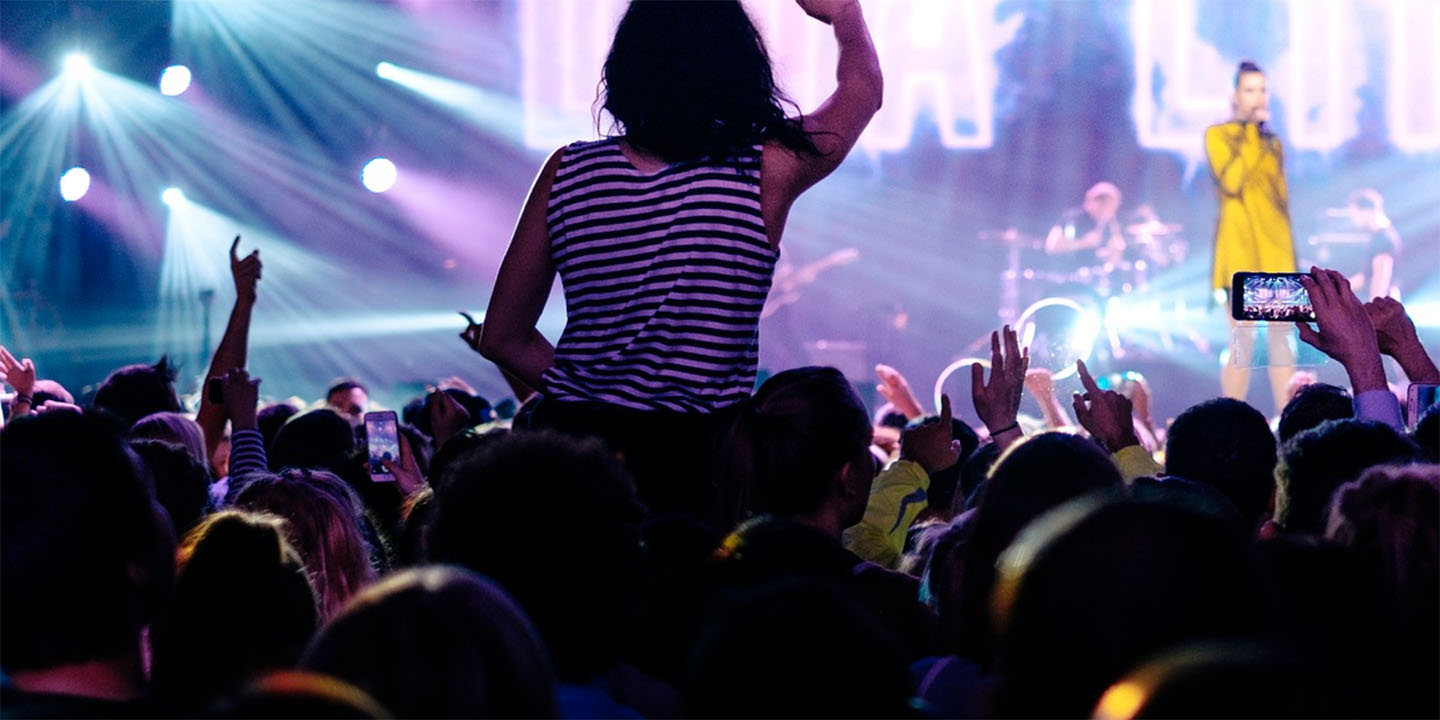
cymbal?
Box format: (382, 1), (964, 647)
(1125, 221), (1183, 236)
(977, 228), (1042, 245)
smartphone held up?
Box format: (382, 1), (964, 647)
(364, 410), (400, 482)
(1232, 272), (1315, 322)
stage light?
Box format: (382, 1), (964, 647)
(159, 65), (192, 96)
(933, 356), (990, 415)
(62, 53), (94, 80)
(162, 187), (186, 206)
(375, 61), (398, 80)
(58, 167), (91, 202)
(362, 157), (397, 193)
(1014, 296), (1098, 380)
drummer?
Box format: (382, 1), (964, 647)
(1044, 181), (1126, 264)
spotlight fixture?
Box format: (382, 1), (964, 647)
(161, 187), (187, 206)
(159, 65), (193, 96)
(58, 167), (91, 202)
(62, 53), (94, 80)
(362, 157), (397, 193)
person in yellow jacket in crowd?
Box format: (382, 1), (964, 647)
(1205, 60), (1297, 413)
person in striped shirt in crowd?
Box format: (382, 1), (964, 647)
(477, 0), (883, 525)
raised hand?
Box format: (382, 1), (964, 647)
(459, 311), (484, 354)
(1298, 267), (1385, 392)
(1072, 359), (1140, 453)
(971, 325), (1029, 443)
(875, 363), (925, 420)
(796, 0), (860, 24)
(1365, 297), (1421, 358)
(427, 390), (472, 447)
(0, 346), (36, 399)
(220, 367), (261, 430)
(379, 432), (426, 496)
(230, 235), (262, 305)
(900, 393), (962, 474)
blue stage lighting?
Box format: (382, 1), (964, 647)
(59, 167), (91, 202)
(62, 53), (94, 80)
(162, 187), (187, 206)
(159, 65), (192, 96)
(362, 157), (397, 193)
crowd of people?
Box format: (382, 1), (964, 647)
(4, 1), (1438, 718)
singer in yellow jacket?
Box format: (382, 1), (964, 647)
(1207, 61), (1297, 413)
(1205, 119), (1296, 291)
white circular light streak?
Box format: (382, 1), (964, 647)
(159, 65), (192, 96)
(59, 167), (92, 202)
(1012, 296), (1099, 381)
(362, 157), (397, 193)
(161, 187), (186, 206)
(933, 357), (991, 418)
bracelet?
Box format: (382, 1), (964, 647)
(989, 422), (1020, 436)
(12, 394), (31, 406)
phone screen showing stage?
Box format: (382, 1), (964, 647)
(365, 412), (399, 478)
(1235, 273), (1315, 322)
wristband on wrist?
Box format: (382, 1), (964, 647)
(13, 394), (32, 406)
(989, 422), (1020, 437)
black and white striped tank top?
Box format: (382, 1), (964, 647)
(540, 138), (777, 413)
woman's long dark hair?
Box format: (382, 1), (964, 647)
(599, 0), (820, 162)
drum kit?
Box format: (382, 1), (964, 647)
(984, 220), (1188, 322)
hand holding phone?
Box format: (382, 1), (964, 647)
(364, 411), (400, 481)
(1296, 267), (1388, 394)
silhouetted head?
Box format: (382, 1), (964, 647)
(1093, 642), (1329, 719)
(130, 438), (213, 537)
(429, 431), (644, 682)
(132, 411), (210, 472)
(216, 671), (388, 719)
(683, 579), (911, 718)
(992, 498), (1262, 717)
(1278, 382), (1353, 444)
(1326, 463), (1440, 715)
(600, 0), (818, 162)
(257, 401), (300, 455)
(1, 410), (176, 673)
(151, 510), (319, 709)
(269, 409), (356, 474)
(303, 566), (557, 718)
(229, 469), (376, 618)
(1328, 464), (1439, 623)
(1166, 398), (1277, 529)
(92, 356), (182, 427)
(1275, 419), (1422, 535)
(721, 367), (874, 528)
(935, 432), (1122, 663)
